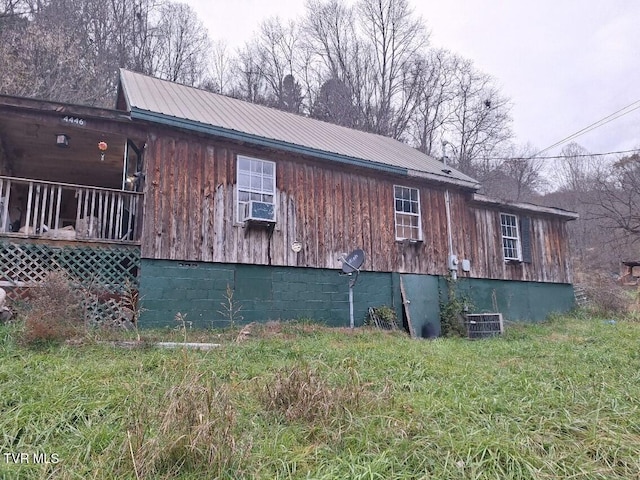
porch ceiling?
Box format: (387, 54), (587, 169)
(0, 115), (128, 188)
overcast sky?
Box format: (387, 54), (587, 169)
(186, 0), (639, 158)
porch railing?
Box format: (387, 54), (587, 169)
(0, 175), (142, 244)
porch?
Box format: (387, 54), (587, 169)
(0, 96), (147, 300)
(0, 176), (141, 298)
(0, 175), (142, 244)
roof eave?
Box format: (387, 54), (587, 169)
(407, 169), (480, 190)
(472, 193), (579, 220)
(0, 93), (132, 122)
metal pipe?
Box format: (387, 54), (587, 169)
(349, 283), (354, 329)
(442, 141), (456, 281)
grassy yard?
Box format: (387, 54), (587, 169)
(1, 314), (639, 479)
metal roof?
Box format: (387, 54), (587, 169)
(471, 194), (579, 220)
(118, 69), (479, 189)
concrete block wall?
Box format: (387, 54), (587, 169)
(454, 277), (575, 322)
(138, 259), (575, 332)
(139, 259), (399, 329)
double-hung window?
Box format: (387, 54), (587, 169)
(394, 186), (422, 241)
(500, 213), (521, 261)
(236, 155), (275, 223)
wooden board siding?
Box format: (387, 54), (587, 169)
(140, 129), (573, 284)
(466, 207), (572, 284)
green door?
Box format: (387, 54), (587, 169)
(400, 274), (441, 338)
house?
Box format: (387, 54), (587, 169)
(0, 69), (578, 335)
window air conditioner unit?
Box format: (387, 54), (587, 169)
(244, 200), (276, 223)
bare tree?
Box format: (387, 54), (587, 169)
(206, 39), (233, 94)
(593, 153), (640, 244)
(0, 0), (117, 104)
(0, 16), (102, 103)
(408, 48), (456, 156)
(554, 142), (601, 192)
(302, 0), (358, 83)
(357, 0), (428, 137)
(257, 18), (296, 102)
(301, 0), (432, 138)
(108, 0), (163, 78)
(479, 143), (545, 202)
(539, 143), (623, 271)
(230, 41), (269, 104)
(358, 0), (428, 138)
(154, 2), (210, 86)
(302, 0), (365, 124)
(0, 0), (213, 104)
(445, 58), (512, 175)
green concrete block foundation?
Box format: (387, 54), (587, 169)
(139, 260), (399, 329)
(138, 259), (575, 335)
(453, 277), (576, 323)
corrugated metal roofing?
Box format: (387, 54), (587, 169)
(472, 194), (579, 219)
(118, 69), (479, 189)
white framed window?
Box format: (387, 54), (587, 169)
(394, 185), (422, 241)
(500, 213), (521, 261)
(236, 155), (276, 223)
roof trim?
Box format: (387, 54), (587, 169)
(407, 169), (480, 190)
(130, 107), (410, 176)
(0, 93), (132, 123)
(472, 193), (579, 220)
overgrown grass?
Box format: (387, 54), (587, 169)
(1, 313), (640, 479)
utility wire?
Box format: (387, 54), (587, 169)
(540, 104), (640, 154)
(533, 99), (640, 157)
(494, 148), (640, 162)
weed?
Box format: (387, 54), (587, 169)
(577, 271), (635, 316)
(440, 276), (473, 337)
(117, 280), (144, 341)
(259, 364), (364, 424)
(124, 373), (246, 478)
(174, 312), (191, 343)
(217, 283), (243, 329)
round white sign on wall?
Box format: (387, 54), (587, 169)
(291, 241), (302, 253)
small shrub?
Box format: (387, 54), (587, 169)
(259, 365), (363, 424)
(440, 277), (473, 338)
(97, 280), (144, 333)
(577, 272), (634, 316)
(21, 271), (85, 345)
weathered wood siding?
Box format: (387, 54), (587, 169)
(0, 139), (10, 176)
(466, 206), (572, 283)
(140, 130), (572, 283)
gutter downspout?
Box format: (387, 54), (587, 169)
(442, 142), (457, 281)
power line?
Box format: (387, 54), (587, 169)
(504, 148), (640, 162)
(533, 99), (640, 157)
(479, 148), (640, 162)
(543, 104), (640, 154)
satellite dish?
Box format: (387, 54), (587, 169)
(341, 249), (365, 274)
